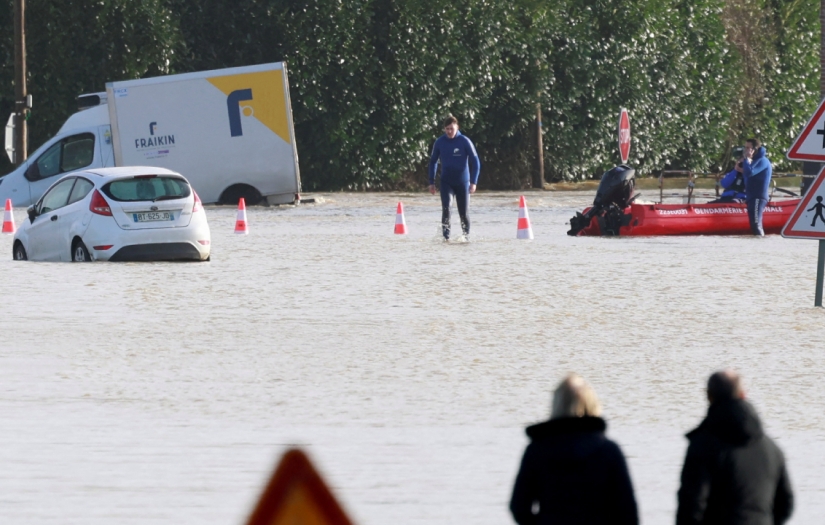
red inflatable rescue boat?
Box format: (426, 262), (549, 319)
(573, 199), (798, 236)
(568, 165), (798, 236)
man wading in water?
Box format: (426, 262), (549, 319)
(742, 138), (772, 236)
(428, 116), (480, 240)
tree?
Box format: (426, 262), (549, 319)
(0, 0), (180, 175)
(1, 0), (819, 185)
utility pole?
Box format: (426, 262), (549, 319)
(534, 103), (544, 188)
(13, 0), (27, 166)
(821, 0), (825, 97)
(817, 0), (825, 306)
(803, 2), (825, 189)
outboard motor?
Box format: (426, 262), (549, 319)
(568, 164), (637, 236)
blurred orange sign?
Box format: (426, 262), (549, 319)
(245, 448), (354, 525)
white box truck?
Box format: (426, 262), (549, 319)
(0, 62), (301, 207)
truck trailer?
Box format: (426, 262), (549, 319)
(1, 62), (301, 207)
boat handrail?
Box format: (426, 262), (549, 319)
(655, 173), (801, 204)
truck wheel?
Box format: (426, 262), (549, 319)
(13, 241), (27, 261)
(219, 184), (263, 205)
(72, 239), (91, 262)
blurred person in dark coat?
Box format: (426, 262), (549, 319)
(676, 370), (793, 525)
(509, 374), (638, 525)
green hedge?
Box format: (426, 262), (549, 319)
(0, 0), (819, 189)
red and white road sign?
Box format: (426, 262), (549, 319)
(782, 166), (825, 238)
(618, 108), (631, 164)
(245, 448), (353, 525)
(787, 97), (825, 161)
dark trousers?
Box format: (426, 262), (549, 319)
(747, 198), (768, 236)
(440, 179), (470, 239)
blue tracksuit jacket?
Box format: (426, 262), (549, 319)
(428, 131), (480, 185)
(720, 169), (746, 199)
(743, 147), (772, 201)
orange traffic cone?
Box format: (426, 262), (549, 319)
(2, 199), (15, 234)
(517, 195), (533, 240)
(394, 202), (407, 235)
(234, 198), (249, 234)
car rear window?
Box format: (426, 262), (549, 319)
(102, 176), (191, 202)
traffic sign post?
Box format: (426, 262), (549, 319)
(781, 166), (825, 306)
(781, 96), (825, 306)
(816, 241), (825, 307)
(618, 108), (630, 164)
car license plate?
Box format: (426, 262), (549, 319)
(133, 211), (173, 222)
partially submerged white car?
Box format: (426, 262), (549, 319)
(12, 166), (211, 262)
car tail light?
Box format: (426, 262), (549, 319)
(89, 190), (112, 216)
(197, 240), (210, 245)
(93, 245), (113, 250)
(193, 190), (202, 213)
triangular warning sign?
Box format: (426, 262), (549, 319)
(782, 166), (825, 238)
(787, 97), (825, 161)
(245, 448), (355, 525)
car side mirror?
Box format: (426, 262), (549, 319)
(27, 205), (37, 223)
(25, 163), (40, 182)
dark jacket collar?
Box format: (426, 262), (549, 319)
(687, 398), (764, 445)
(526, 416), (606, 440)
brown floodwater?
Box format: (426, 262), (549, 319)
(0, 191), (822, 524)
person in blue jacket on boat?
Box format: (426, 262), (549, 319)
(742, 138), (772, 236)
(428, 116), (480, 240)
(713, 158), (747, 203)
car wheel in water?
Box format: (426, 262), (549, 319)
(13, 242), (27, 261)
(72, 240), (91, 262)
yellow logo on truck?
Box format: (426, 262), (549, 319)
(207, 70), (291, 143)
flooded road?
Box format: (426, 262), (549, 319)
(1, 191), (823, 524)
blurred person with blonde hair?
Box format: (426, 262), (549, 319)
(509, 374), (638, 524)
